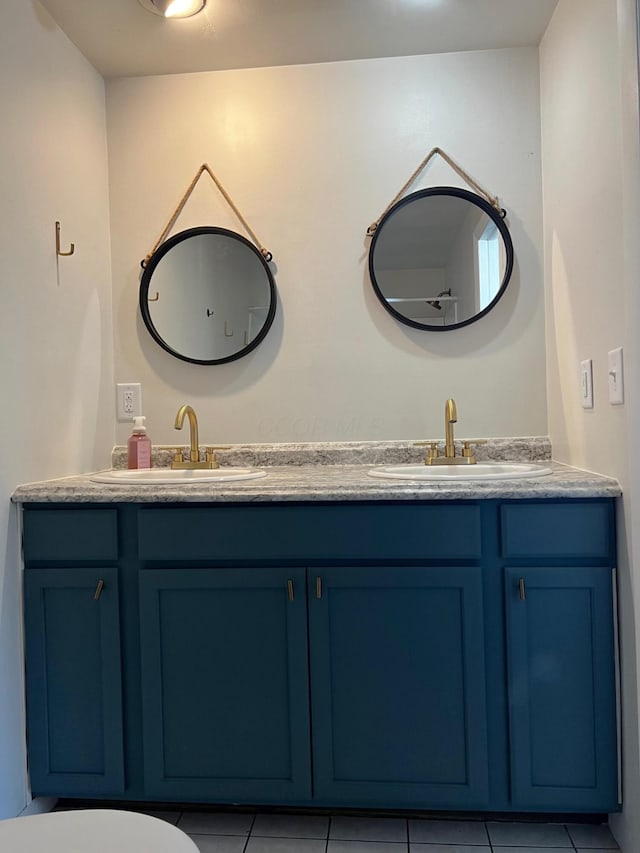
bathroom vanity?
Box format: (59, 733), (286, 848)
(14, 459), (621, 814)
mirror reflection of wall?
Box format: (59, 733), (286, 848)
(369, 187), (513, 331)
(140, 227), (276, 365)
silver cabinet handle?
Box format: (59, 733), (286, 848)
(518, 578), (526, 601)
(94, 580), (104, 601)
(316, 577), (322, 599)
(287, 579), (294, 602)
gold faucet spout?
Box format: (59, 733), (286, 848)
(444, 398), (458, 458)
(417, 398), (479, 466)
(174, 404), (200, 462)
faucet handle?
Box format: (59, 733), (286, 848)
(462, 439), (487, 459)
(205, 445), (231, 467)
(414, 441), (440, 461)
(169, 447), (184, 469)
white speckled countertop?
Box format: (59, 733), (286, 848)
(11, 438), (621, 503)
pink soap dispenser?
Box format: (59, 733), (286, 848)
(127, 416), (152, 469)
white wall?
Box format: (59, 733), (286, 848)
(0, 0), (114, 818)
(107, 48), (547, 446)
(613, 0), (640, 845)
(540, 0), (640, 846)
(541, 0), (628, 471)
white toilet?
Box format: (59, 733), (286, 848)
(0, 808), (199, 852)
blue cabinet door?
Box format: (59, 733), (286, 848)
(308, 565), (489, 808)
(505, 566), (618, 810)
(138, 567), (311, 802)
(23, 568), (125, 796)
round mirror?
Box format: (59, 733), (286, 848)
(368, 187), (513, 331)
(140, 226), (276, 364)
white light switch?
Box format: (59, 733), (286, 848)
(608, 348), (624, 405)
(580, 359), (594, 409)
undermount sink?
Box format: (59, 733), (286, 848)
(368, 462), (553, 482)
(92, 468), (267, 485)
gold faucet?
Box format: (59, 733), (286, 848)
(415, 398), (485, 465)
(172, 405), (227, 470)
(444, 398), (457, 458)
(175, 404), (200, 462)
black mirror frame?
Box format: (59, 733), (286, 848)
(139, 226), (277, 365)
(368, 186), (514, 332)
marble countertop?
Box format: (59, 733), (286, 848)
(11, 461), (621, 504)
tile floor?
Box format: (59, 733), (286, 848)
(94, 809), (621, 853)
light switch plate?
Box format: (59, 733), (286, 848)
(608, 348), (624, 405)
(580, 359), (593, 409)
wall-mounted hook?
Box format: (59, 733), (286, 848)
(224, 320), (234, 337)
(206, 308), (214, 317)
(55, 221), (75, 257)
(148, 292), (159, 302)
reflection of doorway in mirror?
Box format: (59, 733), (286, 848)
(247, 305), (269, 343)
(476, 220), (502, 311)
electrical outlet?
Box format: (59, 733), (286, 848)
(116, 383), (142, 421)
(580, 359), (593, 409)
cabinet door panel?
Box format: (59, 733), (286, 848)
(23, 568), (124, 795)
(309, 566), (488, 807)
(505, 566), (618, 810)
(139, 568), (310, 802)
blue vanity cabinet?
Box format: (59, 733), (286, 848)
(20, 497), (619, 813)
(137, 567), (312, 802)
(308, 565), (489, 808)
(501, 501), (619, 812)
(23, 567), (125, 796)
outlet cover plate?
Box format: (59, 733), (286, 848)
(117, 383), (142, 421)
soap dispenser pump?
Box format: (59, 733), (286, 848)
(127, 416), (152, 470)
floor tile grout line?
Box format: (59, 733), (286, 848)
(242, 819), (251, 853)
(565, 819), (579, 852)
(242, 811), (253, 851)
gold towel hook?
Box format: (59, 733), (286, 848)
(55, 221), (75, 257)
(148, 292), (159, 302)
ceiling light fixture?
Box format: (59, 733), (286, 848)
(138, 0), (206, 19)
